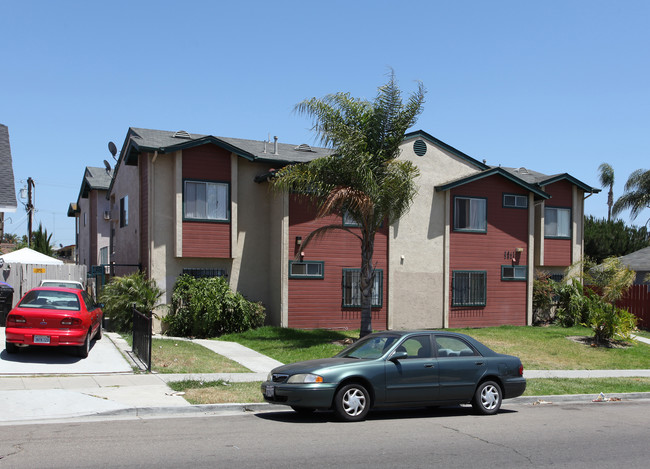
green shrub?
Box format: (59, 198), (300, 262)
(585, 301), (637, 344)
(532, 271), (556, 324)
(554, 279), (591, 327)
(99, 272), (163, 332)
(164, 275), (265, 338)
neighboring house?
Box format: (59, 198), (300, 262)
(68, 166), (113, 268)
(617, 246), (650, 285)
(0, 124), (18, 240)
(73, 126), (599, 331)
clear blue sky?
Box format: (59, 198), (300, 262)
(2, 0), (649, 247)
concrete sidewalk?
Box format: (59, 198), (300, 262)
(1, 332), (649, 425)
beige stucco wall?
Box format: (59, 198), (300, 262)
(388, 136), (482, 330)
(109, 158), (140, 276)
(141, 151), (284, 326)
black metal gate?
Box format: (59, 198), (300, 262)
(132, 304), (152, 372)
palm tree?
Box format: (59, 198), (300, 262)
(32, 223), (54, 256)
(613, 168), (650, 223)
(598, 163), (615, 222)
(272, 73), (425, 337)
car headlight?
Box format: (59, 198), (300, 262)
(266, 372), (273, 382)
(287, 373), (324, 384)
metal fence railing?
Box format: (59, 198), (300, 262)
(132, 304), (152, 372)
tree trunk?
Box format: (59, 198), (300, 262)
(359, 231), (375, 337)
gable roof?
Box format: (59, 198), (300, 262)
(0, 124), (18, 212)
(403, 130), (490, 171)
(435, 164), (600, 199)
(74, 165), (113, 205)
(122, 127), (331, 165)
(617, 246), (650, 271)
(435, 166), (551, 200)
(107, 127), (332, 196)
(498, 167), (600, 193)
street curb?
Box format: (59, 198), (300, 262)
(80, 392), (650, 420)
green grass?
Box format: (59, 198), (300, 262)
(217, 326), (359, 364)
(524, 377), (650, 396)
(121, 335), (250, 374)
(167, 380), (262, 404)
(143, 325), (650, 402)
(447, 325), (650, 370)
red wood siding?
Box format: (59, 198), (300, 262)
(182, 145), (231, 258)
(543, 180), (573, 266)
(449, 176), (529, 327)
(288, 196), (388, 330)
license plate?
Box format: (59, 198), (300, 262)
(34, 335), (50, 344)
(265, 385), (275, 398)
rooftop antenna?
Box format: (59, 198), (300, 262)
(108, 141), (118, 160)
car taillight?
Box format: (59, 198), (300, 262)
(518, 364), (524, 376)
(7, 315), (26, 324)
(60, 317), (83, 326)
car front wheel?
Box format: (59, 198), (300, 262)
(472, 380), (502, 415)
(334, 383), (370, 422)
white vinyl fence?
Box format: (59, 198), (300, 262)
(1, 263), (89, 307)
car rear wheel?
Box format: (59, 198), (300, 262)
(77, 331), (90, 358)
(472, 380), (502, 415)
(334, 383), (370, 422)
(5, 341), (18, 354)
(95, 324), (102, 341)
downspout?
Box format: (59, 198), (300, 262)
(149, 151), (158, 277)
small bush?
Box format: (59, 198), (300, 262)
(164, 275), (265, 338)
(532, 271), (555, 324)
(585, 301), (638, 344)
(99, 272), (163, 332)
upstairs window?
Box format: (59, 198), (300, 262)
(120, 196), (128, 228)
(503, 193), (528, 209)
(454, 196), (487, 232)
(184, 180), (229, 221)
(545, 207), (571, 238)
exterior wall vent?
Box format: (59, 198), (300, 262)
(413, 139), (427, 156)
(103, 210), (111, 220)
(173, 130), (191, 139)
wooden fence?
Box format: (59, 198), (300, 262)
(618, 284), (650, 330)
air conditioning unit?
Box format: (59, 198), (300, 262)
(103, 211), (111, 220)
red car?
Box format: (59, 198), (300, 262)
(5, 287), (103, 358)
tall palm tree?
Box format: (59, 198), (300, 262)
(598, 163), (615, 222)
(613, 168), (650, 223)
(272, 73), (425, 337)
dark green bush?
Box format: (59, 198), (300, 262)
(164, 275), (265, 338)
(99, 272), (163, 332)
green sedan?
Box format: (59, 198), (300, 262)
(261, 330), (526, 421)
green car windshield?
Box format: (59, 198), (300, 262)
(336, 334), (401, 359)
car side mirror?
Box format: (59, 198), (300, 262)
(390, 351), (408, 361)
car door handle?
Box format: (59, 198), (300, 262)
(475, 361), (484, 366)
(424, 364), (434, 368)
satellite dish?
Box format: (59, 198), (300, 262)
(108, 141), (118, 159)
(103, 159), (112, 173)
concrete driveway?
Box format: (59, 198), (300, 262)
(0, 327), (132, 375)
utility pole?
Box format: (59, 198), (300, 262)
(26, 177), (34, 247)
